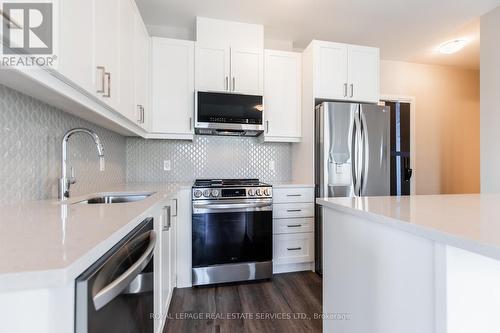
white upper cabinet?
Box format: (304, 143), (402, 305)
(347, 45), (380, 104)
(57, 0), (95, 93)
(314, 41), (348, 100)
(118, 0), (136, 122)
(230, 48), (264, 95)
(263, 50), (302, 142)
(195, 17), (264, 95)
(151, 38), (195, 139)
(312, 40), (380, 103)
(94, 0), (120, 108)
(134, 9), (150, 130)
(194, 43), (230, 92)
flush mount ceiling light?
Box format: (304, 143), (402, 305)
(439, 39), (468, 54)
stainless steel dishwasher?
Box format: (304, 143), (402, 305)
(75, 218), (156, 333)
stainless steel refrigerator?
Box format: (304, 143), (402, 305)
(315, 101), (391, 274)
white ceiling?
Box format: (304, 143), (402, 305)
(135, 0), (500, 69)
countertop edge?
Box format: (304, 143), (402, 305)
(271, 183), (314, 188)
(316, 198), (500, 262)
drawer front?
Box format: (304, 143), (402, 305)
(273, 233), (314, 265)
(273, 187), (315, 203)
(273, 203), (314, 219)
(273, 218), (314, 234)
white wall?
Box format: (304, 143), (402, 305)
(381, 60), (480, 195)
(480, 6), (500, 193)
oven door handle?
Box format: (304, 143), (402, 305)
(93, 230), (156, 311)
(193, 202), (272, 211)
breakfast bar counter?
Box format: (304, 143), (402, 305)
(317, 194), (500, 333)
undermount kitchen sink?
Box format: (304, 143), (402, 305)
(72, 192), (155, 205)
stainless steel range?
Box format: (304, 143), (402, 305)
(192, 179), (273, 286)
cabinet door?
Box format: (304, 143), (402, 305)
(94, 0), (120, 108)
(57, 0), (95, 93)
(264, 50), (301, 141)
(195, 43), (230, 92)
(230, 48), (263, 95)
(161, 225), (171, 316)
(152, 38), (194, 136)
(118, 0), (136, 122)
(134, 12), (150, 130)
(347, 45), (380, 103)
(314, 41), (348, 100)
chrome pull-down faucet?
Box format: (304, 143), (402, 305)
(60, 128), (105, 200)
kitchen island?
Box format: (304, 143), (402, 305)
(317, 194), (500, 333)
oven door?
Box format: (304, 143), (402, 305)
(192, 200), (272, 285)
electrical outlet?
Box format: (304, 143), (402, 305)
(163, 160), (171, 171)
(269, 160), (275, 172)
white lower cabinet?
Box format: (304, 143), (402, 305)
(274, 233), (314, 265)
(272, 186), (315, 274)
(153, 200), (177, 333)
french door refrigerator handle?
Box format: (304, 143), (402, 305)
(93, 230), (156, 311)
(359, 109), (369, 195)
(351, 112), (360, 196)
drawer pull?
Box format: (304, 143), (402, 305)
(287, 224), (302, 228)
(287, 247), (302, 251)
(287, 209), (302, 212)
(286, 194), (302, 197)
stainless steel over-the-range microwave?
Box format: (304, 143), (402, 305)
(195, 91), (264, 137)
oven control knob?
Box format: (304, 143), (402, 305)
(264, 188), (271, 196)
(256, 189), (263, 196)
(211, 189), (220, 197)
(248, 189), (255, 196)
(203, 189), (211, 197)
(194, 190), (202, 198)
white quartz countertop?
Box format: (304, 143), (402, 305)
(0, 183), (190, 292)
(317, 194), (500, 261)
(271, 182), (314, 188)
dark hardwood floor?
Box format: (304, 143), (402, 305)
(163, 271), (322, 333)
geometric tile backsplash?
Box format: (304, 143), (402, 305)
(0, 83), (293, 204)
(126, 135), (292, 184)
(0, 84), (127, 204)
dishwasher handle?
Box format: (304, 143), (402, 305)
(93, 230), (156, 310)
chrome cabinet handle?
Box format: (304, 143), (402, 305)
(93, 230), (156, 310)
(172, 199), (178, 217)
(286, 209), (302, 212)
(286, 194), (301, 197)
(163, 206), (171, 231)
(225, 76), (229, 91)
(189, 117), (192, 130)
(96, 66), (105, 93)
(137, 105), (145, 124)
(350, 83), (354, 98)
(287, 224), (302, 228)
(232, 77), (235, 91)
(287, 247), (302, 251)
(137, 105), (142, 123)
(266, 120), (269, 134)
(343, 83), (348, 97)
(103, 72), (111, 97)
